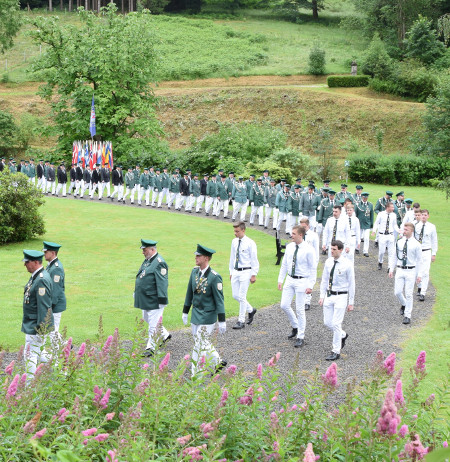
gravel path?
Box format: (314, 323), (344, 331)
(2, 196), (435, 389)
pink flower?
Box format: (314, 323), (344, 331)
(303, 443), (316, 462)
(93, 385), (103, 406)
(219, 389), (229, 407)
(62, 338), (72, 362)
(19, 373), (27, 388)
(383, 352), (396, 375)
(94, 433), (109, 442)
(31, 428), (47, 440)
(6, 374), (20, 398)
(287, 421), (293, 428)
(184, 354), (190, 361)
(401, 433), (428, 460)
(159, 353), (170, 372)
(82, 439), (88, 446)
(270, 411), (279, 429)
(106, 412), (115, 421)
(226, 365), (237, 376)
(443, 441), (448, 448)
(136, 378), (150, 395)
(106, 450), (118, 462)
(399, 425), (409, 438)
(5, 361), (14, 376)
(415, 351), (426, 372)
(77, 342), (86, 357)
(323, 431), (328, 442)
(257, 363), (263, 379)
(291, 405), (298, 411)
(239, 387), (254, 406)
(58, 408), (70, 423)
(34, 364), (44, 378)
(82, 427), (97, 436)
(376, 389), (401, 435)
(412, 414), (418, 420)
(267, 352), (281, 367)
(102, 336), (113, 355)
(273, 441), (279, 451)
(177, 434), (192, 445)
(142, 363), (150, 370)
(376, 350), (383, 359)
(99, 389), (111, 409)
(424, 393), (435, 407)
(198, 355), (206, 369)
(322, 362), (338, 388)
(394, 380), (404, 404)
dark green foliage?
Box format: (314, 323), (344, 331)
(0, 171), (45, 244)
(138, 0), (170, 14)
(347, 152), (450, 185)
(327, 75), (370, 87)
(0, 110), (16, 150)
(0, 0), (21, 53)
(404, 15), (445, 65)
(361, 34), (395, 80)
(308, 43), (326, 75)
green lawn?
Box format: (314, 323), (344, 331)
(0, 197), (281, 349)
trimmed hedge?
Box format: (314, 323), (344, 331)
(327, 75), (370, 88)
(347, 153), (450, 185)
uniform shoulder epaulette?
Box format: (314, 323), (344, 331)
(40, 273), (44, 278)
(157, 257), (162, 263)
(211, 270), (218, 275)
(55, 262), (59, 267)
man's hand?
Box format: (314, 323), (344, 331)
(345, 247), (350, 253)
(182, 313), (188, 325)
(319, 298), (324, 306)
(218, 322), (226, 334)
(431, 255), (436, 262)
(347, 305), (354, 311)
(250, 275), (256, 284)
(277, 282), (283, 291)
(416, 277), (422, 284)
(389, 271), (394, 279)
(305, 288), (312, 294)
(322, 245), (326, 251)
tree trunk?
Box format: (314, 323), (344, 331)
(85, 0), (88, 10)
(60, 0), (63, 10)
(121, 0), (124, 13)
(69, 0), (72, 11)
(49, 0), (53, 12)
(397, 0), (406, 46)
(97, 0), (100, 13)
(129, 0), (133, 12)
(312, 0), (319, 20)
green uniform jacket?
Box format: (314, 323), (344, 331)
(288, 192), (301, 217)
(264, 186), (277, 207)
(134, 253), (169, 310)
(275, 191), (290, 213)
(9, 166), (17, 173)
(353, 193), (363, 205)
(300, 192), (320, 216)
(161, 173), (170, 188)
(206, 180), (217, 197)
(125, 172), (135, 188)
(217, 181), (230, 200)
(250, 184), (265, 206)
(133, 169), (141, 185)
(154, 174), (162, 191)
(261, 176), (272, 188)
(355, 200), (374, 229)
(336, 191), (354, 204)
(317, 198), (336, 224)
(183, 266), (225, 325)
(395, 200), (406, 226)
(140, 173), (150, 189)
(232, 183), (248, 203)
(189, 179), (201, 196)
(22, 267), (54, 334)
(169, 176), (180, 193)
(45, 258), (66, 313)
(245, 180), (255, 198)
(28, 165), (36, 178)
(149, 172), (156, 187)
(225, 177), (235, 192)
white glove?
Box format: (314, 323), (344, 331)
(218, 322), (226, 334)
(182, 313), (188, 325)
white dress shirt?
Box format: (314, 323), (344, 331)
(347, 215), (361, 242)
(323, 215), (351, 248)
(374, 211), (400, 234)
(414, 221), (438, 255)
(320, 256), (355, 305)
(394, 237), (423, 276)
(229, 235), (259, 276)
(305, 229), (320, 260)
(402, 209), (415, 225)
(278, 241), (317, 288)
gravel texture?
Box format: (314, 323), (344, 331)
(1, 196), (435, 391)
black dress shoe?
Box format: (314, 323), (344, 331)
(400, 306), (405, 316)
(402, 317), (411, 325)
(232, 321), (245, 329)
(247, 309), (257, 325)
(213, 360), (228, 375)
(355, 249), (360, 254)
(294, 338), (304, 348)
(419, 295), (425, 301)
(264, 226), (268, 229)
(142, 348), (154, 358)
(322, 249), (327, 255)
(325, 352), (340, 361)
(375, 241), (379, 248)
(341, 333), (349, 349)
(364, 253), (369, 257)
(378, 263), (382, 270)
(287, 328), (298, 339)
(417, 288), (421, 296)
(305, 304), (310, 311)
(163, 334), (172, 344)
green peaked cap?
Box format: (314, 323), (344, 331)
(42, 241), (62, 252)
(140, 239), (157, 248)
(22, 250), (44, 262)
(194, 244), (216, 257)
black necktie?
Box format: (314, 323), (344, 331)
(291, 244), (299, 277)
(402, 239), (408, 266)
(234, 240), (241, 270)
(333, 219), (338, 240)
(385, 214), (390, 234)
(327, 260), (338, 296)
(419, 223), (425, 243)
(349, 217), (351, 228)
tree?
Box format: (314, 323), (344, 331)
(0, 171), (46, 244)
(404, 15), (445, 65)
(0, 0), (22, 54)
(361, 33), (396, 79)
(28, 4), (163, 160)
(278, 0), (324, 22)
(307, 42), (326, 75)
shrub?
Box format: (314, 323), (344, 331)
(308, 43), (326, 75)
(347, 153), (450, 185)
(0, 325), (447, 460)
(268, 147), (318, 181)
(0, 171), (46, 244)
(327, 75), (370, 87)
(361, 33), (396, 80)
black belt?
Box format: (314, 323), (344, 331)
(397, 265), (415, 269)
(290, 275), (305, 279)
(422, 248), (430, 252)
(329, 291), (348, 295)
(381, 232), (393, 235)
(236, 267), (251, 271)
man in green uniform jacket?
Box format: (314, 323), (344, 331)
(275, 184), (292, 235)
(355, 192), (374, 257)
(139, 167), (151, 206)
(288, 184), (302, 230)
(43, 241), (66, 339)
(182, 244), (227, 375)
(249, 178), (265, 226)
(22, 249), (54, 379)
(134, 239), (171, 357)
(317, 189), (338, 254)
(232, 177), (248, 222)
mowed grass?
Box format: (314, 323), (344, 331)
(0, 197), (281, 350)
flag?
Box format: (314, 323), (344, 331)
(101, 142), (106, 167)
(105, 142), (113, 169)
(89, 94), (96, 137)
(72, 142), (78, 166)
(84, 141), (89, 168)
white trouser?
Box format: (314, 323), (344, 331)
(264, 206), (274, 227)
(55, 183), (67, 196)
(205, 196), (215, 214)
(231, 269), (253, 322)
(316, 223), (323, 237)
(277, 212), (288, 232)
(139, 188), (150, 205)
(98, 182), (104, 198)
(287, 214), (299, 233)
(175, 193), (184, 209)
(49, 312), (64, 344)
(46, 181), (56, 194)
(167, 191), (177, 207)
(74, 180), (82, 195)
(24, 334), (50, 379)
(232, 201), (247, 220)
(41, 178), (47, 192)
(280, 276), (308, 339)
(123, 186), (135, 202)
(378, 234), (395, 270)
(215, 199), (229, 217)
(361, 229), (370, 253)
(111, 184), (123, 199)
(142, 307), (169, 350)
(157, 188), (169, 207)
(37, 177), (43, 189)
(307, 215), (317, 230)
(151, 188), (159, 205)
(178, 195), (189, 210)
(305, 292), (312, 305)
(68, 181), (75, 194)
(29, 177), (36, 185)
(191, 323), (220, 375)
(395, 268), (416, 318)
(90, 183), (98, 198)
(272, 208), (279, 229)
(81, 182), (91, 196)
(135, 184), (141, 198)
(185, 195), (194, 211)
(104, 182), (111, 197)
(323, 293), (348, 354)
(195, 195), (204, 212)
(250, 205), (264, 225)
(418, 249), (432, 295)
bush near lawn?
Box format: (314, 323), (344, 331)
(0, 325), (448, 461)
(327, 75), (370, 87)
